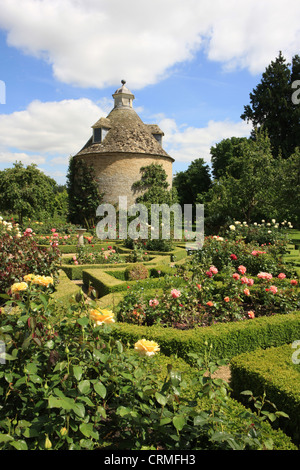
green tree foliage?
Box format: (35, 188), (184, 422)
(53, 186), (69, 220)
(210, 137), (248, 180)
(66, 156), (103, 228)
(132, 163), (177, 207)
(205, 132), (277, 225)
(173, 158), (212, 206)
(272, 148), (300, 225)
(241, 51), (300, 158)
(0, 162), (57, 224)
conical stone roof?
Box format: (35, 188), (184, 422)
(76, 82), (173, 161)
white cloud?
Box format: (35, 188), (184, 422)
(158, 117), (252, 163)
(0, 151), (46, 165)
(0, 98), (104, 157)
(0, 0), (299, 89)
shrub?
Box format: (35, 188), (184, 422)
(0, 219), (60, 302)
(125, 263), (149, 281)
(230, 344), (300, 445)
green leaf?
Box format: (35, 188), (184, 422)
(77, 317), (89, 327)
(73, 365), (83, 381)
(0, 434), (14, 443)
(159, 417), (172, 426)
(155, 392), (168, 406)
(78, 380), (91, 395)
(10, 440), (28, 450)
(97, 406), (107, 419)
(172, 415), (186, 432)
(94, 382), (106, 399)
(117, 406), (131, 417)
(79, 423), (98, 439)
(73, 403), (85, 418)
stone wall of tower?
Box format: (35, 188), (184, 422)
(77, 152), (173, 206)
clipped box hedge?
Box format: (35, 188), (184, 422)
(230, 343), (300, 445)
(109, 311), (300, 363)
(82, 265), (185, 298)
(50, 270), (81, 303)
(61, 255), (173, 280)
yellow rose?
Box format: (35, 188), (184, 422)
(23, 273), (36, 282)
(134, 338), (160, 357)
(11, 282), (28, 293)
(90, 308), (115, 325)
(32, 275), (54, 287)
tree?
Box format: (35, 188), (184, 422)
(0, 162), (57, 224)
(173, 158), (212, 206)
(66, 156), (103, 228)
(210, 137), (248, 180)
(272, 148), (300, 226)
(205, 132), (277, 224)
(241, 51), (300, 158)
(132, 163), (177, 207)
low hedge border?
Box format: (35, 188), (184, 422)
(82, 266), (185, 298)
(50, 270), (81, 303)
(230, 343), (300, 445)
(109, 311), (300, 363)
(61, 255), (172, 280)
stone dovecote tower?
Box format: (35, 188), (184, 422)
(75, 81), (174, 206)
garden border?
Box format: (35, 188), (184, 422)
(230, 343), (300, 445)
(109, 311), (300, 363)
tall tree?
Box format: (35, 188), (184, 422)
(0, 162), (57, 224)
(210, 137), (248, 180)
(241, 51), (300, 158)
(66, 156), (103, 228)
(205, 132), (277, 224)
(173, 158), (212, 206)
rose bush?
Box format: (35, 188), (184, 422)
(117, 257), (299, 328)
(0, 219), (60, 302)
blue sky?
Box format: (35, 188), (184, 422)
(0, 0), (299, 184)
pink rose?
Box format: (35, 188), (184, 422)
(269, 285), (278, 294)
(241, 276), (249, 284)
(278, 273), (286, 280)
(149, 298), (159, 307)
(257, 272), (273, 280)
(238, 265), (247, 275)
(243, 288), (250, 296)
(291, 279), (298, 286)
(232, 273), (240, 280)
(209, 266), (218, 275)
(171, 289), (181, 299)
(247, 278), (254, 286)
(247, 311), (255, 319)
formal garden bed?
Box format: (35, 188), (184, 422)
(0, 217), (300, 450)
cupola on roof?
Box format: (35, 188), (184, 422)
(76, 81), (174, 161)
(112, 80), (135, 109)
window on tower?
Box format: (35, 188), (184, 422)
(93, 127), (109, 143)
